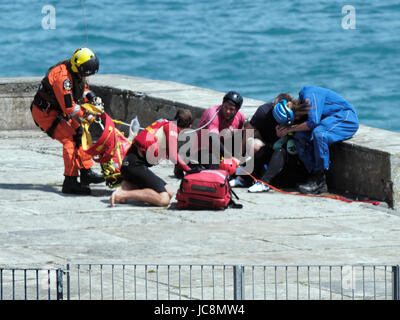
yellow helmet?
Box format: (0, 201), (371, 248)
(70, 47), (99, 77)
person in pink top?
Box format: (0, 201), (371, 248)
(195, 91), (245, 169)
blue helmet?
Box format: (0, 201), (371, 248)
(272, 99), (294, 125)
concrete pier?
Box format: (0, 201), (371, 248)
(2, 74), (400, 208)
(1, 129), (400, 268)
(1, 75), (400, 299)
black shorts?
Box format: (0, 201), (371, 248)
(120, 146), (167, 193)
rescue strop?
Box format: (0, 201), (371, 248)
(80, 103), (132, 188)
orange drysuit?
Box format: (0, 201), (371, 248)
(31, 60), (93, 177)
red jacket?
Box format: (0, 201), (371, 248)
(133, 119), (191, 171)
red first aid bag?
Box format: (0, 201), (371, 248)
(176, 170), (242, 210)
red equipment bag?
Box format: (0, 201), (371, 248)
(176, 169), (242, 210)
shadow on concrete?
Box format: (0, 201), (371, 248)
(99, 198), (157, 207)
(167, 202), (180, 210)
(0, 183), (114, 199)
(0, 183), (59, 194)
(168, 175), (181, 179)
(89, 188), (113, 197)
(166, 202), (227, 211)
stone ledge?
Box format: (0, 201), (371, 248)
(1, 75), (400, 209)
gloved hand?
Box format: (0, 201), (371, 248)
(73, 126), (83, 149)
(85, 91), (96, 103)
(82, 109), (98, 123)
(87, 113), (96, 123)
(85, 91), (104, 111)
(93, 96), (104, 111)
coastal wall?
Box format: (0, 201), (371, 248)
(1, 74), (400, 208)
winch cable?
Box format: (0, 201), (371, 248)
(81, 0), (89, 45)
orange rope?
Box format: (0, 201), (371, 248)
(238, 167), (380, 206)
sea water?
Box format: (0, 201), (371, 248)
(0, 0), (399, 131)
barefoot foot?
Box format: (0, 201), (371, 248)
(110, 187), (124, 207)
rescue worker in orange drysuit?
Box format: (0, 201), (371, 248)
(30, 48), (104, 194)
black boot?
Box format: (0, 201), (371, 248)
(298, 170), (328, 194)
(80, 168), (105, 185)
(62, 176), (91, 195)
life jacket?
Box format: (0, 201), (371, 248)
(133, 119), (169, 157)
(37, 60), (86, 110)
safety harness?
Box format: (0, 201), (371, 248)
(30, 61), (86, 138)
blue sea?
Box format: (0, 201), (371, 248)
(0, 1), (399, 131)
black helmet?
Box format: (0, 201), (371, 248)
(223, 91), (243, 109)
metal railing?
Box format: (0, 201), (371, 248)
(1, 263), (399, 300)
(67, 264), (237, 300)
(0, 267), (64, 300)
(66, 263), (400, 300)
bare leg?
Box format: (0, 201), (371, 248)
(110, 182), (173, 207)
(121, 180), (139, 192)
(165, 184), (174, 198)
(247, 137), (265, 154)
(110, 180), (138, 206)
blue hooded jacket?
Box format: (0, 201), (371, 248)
(294, 86), (359, 172)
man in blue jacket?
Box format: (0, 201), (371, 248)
(273, 86), (359, 194)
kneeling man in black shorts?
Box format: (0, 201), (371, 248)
(110, 109), (192, 207)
